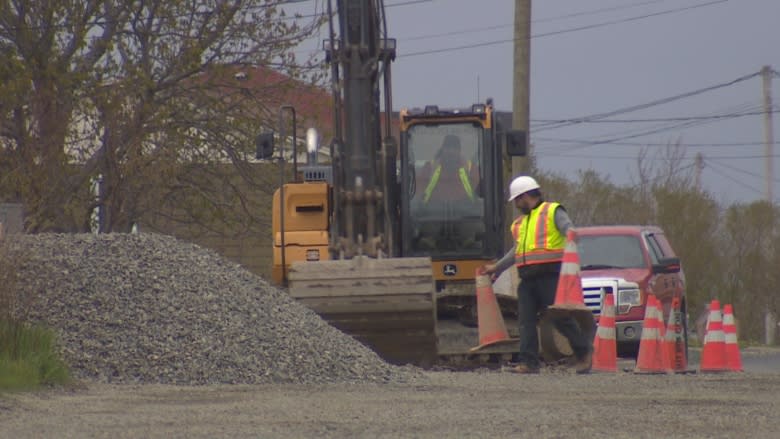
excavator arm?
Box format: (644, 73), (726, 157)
(286, 0), (437, 366)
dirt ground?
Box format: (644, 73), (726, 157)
(2, 353), (779, 439)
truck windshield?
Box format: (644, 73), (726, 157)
(578, 234), (646, 269)
(407, 122), (485, 257)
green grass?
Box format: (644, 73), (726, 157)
(0, 241), (70, 392)
(0, 319), (71, 391)
(0, 321), (71, 389)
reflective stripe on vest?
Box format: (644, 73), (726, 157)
(512, 201), (566, 267)
(423, 163), (474, 203)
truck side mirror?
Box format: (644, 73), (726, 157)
(652, 257), (681, 274)
(255, 132), (275, 160)
(505, 130), (527, 157)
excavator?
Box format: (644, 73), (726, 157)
(261, 0), (526, 367)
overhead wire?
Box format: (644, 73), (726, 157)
(550, 102), (760, 141)
(531, 109), (773, 124)
(531, 72), (761, 132)
(534, 0), (670, 24)
(405, 0), (671, 41)
(537, 102), (766, 154)
(702, 154), (780, 160)
(706, 157), (780, 183)
(397, 0), (728, 58)
(705, 161), (767, 195)
(533, 138), (780, 148)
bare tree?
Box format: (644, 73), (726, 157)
(721, 201), (779, 340)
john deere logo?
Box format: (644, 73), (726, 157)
(443, 264), (457, 276)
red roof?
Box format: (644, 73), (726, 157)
(199, 64), (334, 139)
(197, 64), (400, 145)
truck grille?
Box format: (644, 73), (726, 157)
(581, 278), (619, 317)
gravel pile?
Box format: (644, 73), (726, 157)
(1, 233), (421, 385)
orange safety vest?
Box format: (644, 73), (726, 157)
(511, 201), (566, 267)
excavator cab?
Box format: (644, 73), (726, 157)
(400, 103), (505, 268)
(398, 102), (516, 357)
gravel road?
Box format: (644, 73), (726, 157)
(2, 366), (779, 439)
(2, 233), (778, 438)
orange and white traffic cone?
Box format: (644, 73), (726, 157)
(634, 296), (673, 374)
(592, 293), (617, 372)
(665, 296), (689, 373)
(700, 299), (728, 373)
(470, 268), (519, 352)
(550, 230), (587, 310)
(544, 229), (596, 342)
(722, 304), (743, 372)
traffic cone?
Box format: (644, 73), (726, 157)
(634, 296), (672, 374)
(470, 268), (519, 352)
(722, 304), (743, 372)
(700, 299), (728, 373)
(665, 296), (689, 373)
(592, 293), (617, 372)
(551, 230), (587, 310)
(545, 229), (596, 345)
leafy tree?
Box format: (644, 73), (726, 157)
(0, 0), (325, 233)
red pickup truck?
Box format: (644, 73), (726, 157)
(575, 225), (687, 358)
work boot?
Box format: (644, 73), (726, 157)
(510, 363), (540, 374)
(574, 351), (592, 374)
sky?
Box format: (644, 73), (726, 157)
(289, 0), (780, 206)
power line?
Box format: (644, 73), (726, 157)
(285, 0), (431, 20)
(533, 138), (780, 148)
(398, 0), (727, 58)
(708, 168), (765, 195)
(707, 158), (780, 183)
(706, 161), (767, 195)
(534, 0), (670, 24)
(386, 0), (433, 7)
(705, 154), (780, 160)
(536, 104), (765, 153)
(533, 102), (768, 153)
(405, 0), (671, 41)
(531, 109), (773, 124)
(532, 71), (761, 132)
(540, 152), (780, 160)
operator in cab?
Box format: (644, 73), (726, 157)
(417, 134), (479, 204)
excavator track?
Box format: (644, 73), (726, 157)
(288, 256), (438, 367)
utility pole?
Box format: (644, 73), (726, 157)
(511, 0), (531, 179)
(761, 65), (775, 203)
(694, 152), (704, 192)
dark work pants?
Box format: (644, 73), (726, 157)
(516, 271), (591, 368)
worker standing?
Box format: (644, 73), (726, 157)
(482, 176), (592, 374)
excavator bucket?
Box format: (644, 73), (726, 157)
(287, 256), (437, 367)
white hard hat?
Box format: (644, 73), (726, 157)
(508, 176), (540, 201)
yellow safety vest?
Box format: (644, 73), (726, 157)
(511, 201), (566, 267)
(423, 162), (474, 204)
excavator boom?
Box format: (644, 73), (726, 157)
(284, 0), (438, 367)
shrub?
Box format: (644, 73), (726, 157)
(0, 236), (70, 391)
